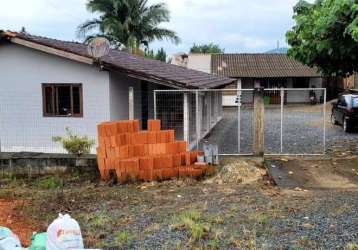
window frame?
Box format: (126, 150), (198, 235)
(42, 83), (83, 118)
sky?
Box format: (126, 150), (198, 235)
(0, 0), (303, 55)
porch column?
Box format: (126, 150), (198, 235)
(129, 87), (134, 119)
(183, 93), (189, 149)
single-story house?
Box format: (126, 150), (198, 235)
(0, 31), (235, 153)
(172, 53), (325, 105)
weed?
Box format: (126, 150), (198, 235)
(114, 230), (134, 248)
(171, 209), (209, 242)
(37, 176), (64, 189)
(90, 212), (112, 228)
(345, 243), (358, 250)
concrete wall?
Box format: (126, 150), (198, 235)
(187, 54), (211, 73)
(109, 71), (141, 121)
(0, 43), (110, 153)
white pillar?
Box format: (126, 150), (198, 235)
(129, 87), (134, 119)
(183, 93), (189, 149)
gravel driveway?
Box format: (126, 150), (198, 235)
(203, 104), (358, 155)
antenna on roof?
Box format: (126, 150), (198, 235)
(87, 37), (110, 59)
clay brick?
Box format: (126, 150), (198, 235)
(104, 137), (111, 147)
(178, 167), (189, 178)
(109, 122), (117, 136)
(98, 137), (106, 148)
(116, 146), (129, 158)
(97, 124), (107, 137)
(158, 143), (166, 154)
(184, 152), (191, 166)
(124, 133), (134, 145)
(190, 151), (198, 164)
(128, 145), (134, 158)
(97, 157), (106, 170)
(162, 168), (176, 180)
(96, 147), (106, 158)
(139, 157), (154, 171)
(133, 131), (148, 145)
(134, 144), (146, 157)
(139, 170), (153, 182)
(147, 132), (157, 144)
(160, 131), (169, 143)
(153, 170), (163, 181)
(117, 121), (127, 134)
(167, 130), (175, 142)
(165, 143), (177, 154)
(148, 120), (161, 131)
(132, 120), (140, 132)
(177, 141), (187, 152)
(123, 158), (139, 182)
(173, 154), (181, 167)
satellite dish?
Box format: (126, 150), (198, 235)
(87, 37), (110, 59)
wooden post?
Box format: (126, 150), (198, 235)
(253, 87), (264, 156)
(129, 87), (134, 119)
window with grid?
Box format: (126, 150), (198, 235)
(42, 84), (83, 117)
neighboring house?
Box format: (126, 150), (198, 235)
(172, 53), (324, 105)
(0, 31), (235, 153)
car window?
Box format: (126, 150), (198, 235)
(353, 97), (358, 108)
(338, 97), (347, 106)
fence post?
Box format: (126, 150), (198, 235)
(280, 88), (284, 153)
(129, 87), (134, 119)
(253, 87), (264, 156)
(195, 90), (200, 150)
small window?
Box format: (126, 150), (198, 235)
(42, 84), (83, 117)
(352, 97), (358, 108)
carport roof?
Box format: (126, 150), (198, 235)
(211, 53), (322, 78)
(0, 31), (236, 89)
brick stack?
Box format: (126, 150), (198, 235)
(96, 119), (208, 183)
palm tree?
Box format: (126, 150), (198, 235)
(77, 0), (180, 51)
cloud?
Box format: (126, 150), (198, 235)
(0, 0), (300, 54)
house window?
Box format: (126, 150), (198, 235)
(42, 84), (83, 117)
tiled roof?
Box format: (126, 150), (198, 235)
(1, 32), (235, 89)
(211, 53), (321, 78)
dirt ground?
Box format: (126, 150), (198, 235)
(0, 152), (358, 249)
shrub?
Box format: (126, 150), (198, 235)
(53, 128), (95, 155)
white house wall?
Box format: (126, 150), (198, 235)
(0, 43), (110, 153)
(187, 54), (211, 73)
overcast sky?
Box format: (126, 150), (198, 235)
(0, 0), (302, 55)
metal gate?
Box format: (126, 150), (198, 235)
(154, 88), (326, 156)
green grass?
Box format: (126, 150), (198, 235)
(114, 230), (135, 248)
(37, 176), (64, 189)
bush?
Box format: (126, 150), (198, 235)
(53, 128), (95, 155)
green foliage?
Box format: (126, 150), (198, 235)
(144, 47), (167, 62)
(77, 0), (180, 51)
(286, 0), (358, 77)
(37, 176), (64, 189)
(171, 209), (209, 242)
(52, 128), (95, 155)
(190, 43), (224, 54)
(114, 230), (135, 248)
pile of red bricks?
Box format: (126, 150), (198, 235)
(96, 119), (208, 183)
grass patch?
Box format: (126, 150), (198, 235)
(171, 209), (209, 242)
(37, 176), (64, 189)
(345, 243), (358, 250)
(114, 230), (135, 248)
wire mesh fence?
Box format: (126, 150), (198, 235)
(0, 87), (326, 155)
(155, 88), (326, 155)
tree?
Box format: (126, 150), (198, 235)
(77, 0), (180, 51)
(155, 48), (167, 62)
(144, 47), (167, 62)
(286, 0), (358, 77)
(190, 43), (224, 54)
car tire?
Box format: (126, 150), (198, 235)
(343, 118), (352, 133)
(331, 114), (338, 125)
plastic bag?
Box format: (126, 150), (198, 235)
(0, 227), (22, 250)
(29, 232), (47, 250)
(46, 214), (84, 250)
